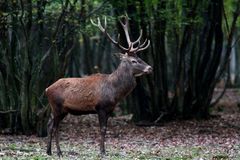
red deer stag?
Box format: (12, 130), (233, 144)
(45, 17), (152, 157)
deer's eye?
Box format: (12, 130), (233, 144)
(131, 60), (137, 64)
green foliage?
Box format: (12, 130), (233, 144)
(224, 0), (240, 29)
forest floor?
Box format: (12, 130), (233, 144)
(1, 89), (240, 160)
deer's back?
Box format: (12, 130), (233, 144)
(46, 74), (109, 113)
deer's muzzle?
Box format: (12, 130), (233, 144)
(144, 66), (153, 74)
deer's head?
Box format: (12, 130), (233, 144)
(91, 16), (152, 77)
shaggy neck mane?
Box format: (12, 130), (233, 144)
(108, 61), (137, 100)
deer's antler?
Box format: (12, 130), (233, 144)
(91, 16), (150, 55)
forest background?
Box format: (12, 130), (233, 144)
(0, 0), (240, 137)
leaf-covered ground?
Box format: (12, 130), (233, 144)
(1, 113), (240, 160)
(1, 90), (240, 160)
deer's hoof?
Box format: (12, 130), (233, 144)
(100, 150), (106, 155)
(46, 149), (52, 155)
(57, 150), (63, 157)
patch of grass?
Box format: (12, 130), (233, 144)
(1, 121), (240, 160)
(8, 143), (17, 150)
(30, 156), (48, 160)
(212, 154), (229, 160)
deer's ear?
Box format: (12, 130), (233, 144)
(114, 53), (126, 59)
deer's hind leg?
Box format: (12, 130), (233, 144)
(46, 113), (54, 155)
(46, 100), (67, 157)
(54, 111), (67, 157)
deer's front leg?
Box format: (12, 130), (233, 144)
(97, 110), (109, 155)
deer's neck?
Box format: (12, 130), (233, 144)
(109, 61), (136, 100)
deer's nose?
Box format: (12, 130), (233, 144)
(144, 66), (153, 74)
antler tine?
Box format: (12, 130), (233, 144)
(90, 18), (104, 32)
(105, 32), (129, 51)
(119, 17), (132, 46)
(114, 33), (129, 51)
(130, 38), (150, 53)
(90, 18), (98, 27)
(91, 17), (150, 54)
(104, 16), (107, 29)
(117, 34), (120, 43)
(135, 40), (150, 53)
(132, 29), (143, 45)
(118, 17), (150, 54)
(139, 38), (148, 48)
(91, 17), (129, 52)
